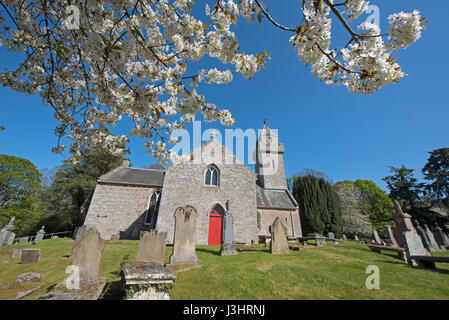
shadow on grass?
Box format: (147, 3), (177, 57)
(196, 247), (221, 256)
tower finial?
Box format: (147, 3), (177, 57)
(264, 118), (268, 126)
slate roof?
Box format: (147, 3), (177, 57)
(98, 167), (165, 187)
(256, 185), (297, 209)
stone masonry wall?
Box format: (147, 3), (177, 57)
(84, 183), (160, 240)
(157, 162), (258, 245)
(257, 208), (302, 239)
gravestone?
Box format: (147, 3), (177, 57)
(373, 229), (382, 244)
(423, 224), (441, 252)
(342, 234), (347, 240)
(122, 262), (176, 300)
(433, 224), (449, 250)
(270, 217), (289, 254)
(221, 200), (237, 256)
(0, 217), (15, 247)
(33, 226), (45, 244)
(6, 231), (15, 246)
(71, 226), (105, 281)
(12, 249), (22, 259)
(354, 235), (359, 241)
(327, 232), (335, 240)
(414, 220), (433, 252)
(136, 230), (167, 265)
(403, 230), (429, 267)
(166, 205), (201, 272)
(21, 249), (41, 264)
(392, 200), (416, 248)
(385, 226), (398, 247)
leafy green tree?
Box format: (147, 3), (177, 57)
(335, 180), (394, 235)
(0, 154), (42, 207)
(422, 148), (449, 209)
(292, 175), (342, 237)
(382, 165), (424, 211)
(0, 196), (45, 236)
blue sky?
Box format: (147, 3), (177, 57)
(0, 0), (448, 190)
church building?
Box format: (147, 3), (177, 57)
(83, 125), (302, 245)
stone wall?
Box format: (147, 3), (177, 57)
(84, 183), (160, 240)
(257, 208), (302, 239)
(157, 162), (257, 245)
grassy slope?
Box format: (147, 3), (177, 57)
(0, 238), (448, 300)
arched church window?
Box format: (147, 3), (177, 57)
(144, 191), (161, 228)
(205, 166), (219, 186)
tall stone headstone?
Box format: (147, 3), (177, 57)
(385, 226), (398, 247)
(354, 234), (359, 241)
(433, 223), (449, 251)
(392, 200), (416, 248)
(373, 229), (382, 245)
(221, 200), (237, 256)
(136, 230), (167, 265)
(423, 224), (441, 252)
(71, 226), (105, 281)
(342, 234), (347, 240)
(270, 217), (289, 254)
(33, 226), (45, 244)
(0, 217), (15, 247)
(414, 220), (433, 252)
(166, 205), (201, 272)
(327, 232), (335, 240)
(403, 230), (429, 267)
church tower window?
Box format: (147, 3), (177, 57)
(205, 166), (219, 186)
(144, 191), (161, 229)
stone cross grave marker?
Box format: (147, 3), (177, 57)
(270, 217), (289, 254)
(136, 230), (167, 265)
(166, 205), (201, 272)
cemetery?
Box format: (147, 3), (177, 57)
(1, 206), (449, 300)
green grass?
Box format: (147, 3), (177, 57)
(1, 238), (448, 300)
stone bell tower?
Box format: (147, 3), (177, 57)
(255, 123), (288, 190)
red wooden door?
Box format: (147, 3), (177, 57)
(208, 205), (224, 245)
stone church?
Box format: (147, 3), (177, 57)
(84, 125), (302, 245)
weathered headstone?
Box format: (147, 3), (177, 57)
(403, 230), (429, 267)
(71, 226), (105, 281)
(433, 223), (449, 251)
(342, 234), (347, 240)
(221, 200), (237, 256)
(21, 249), (41, 264)
(136, 230), (167, 265)
(270, 217), (289, 254)
(391, 200), (416, 248)
(166, 205), (201, 272)
(122, 262), (176, 300)
(414, 220), (433, 252)
(33, 226), (45, 244)
(327, 232), (335, 240)
(0, 217), (15, 247)
(16, 237), (29, 244)
(373, 229), (382, 245)
(423, 224), (441, 252)
(385, 225), (398, 247)
(354, 235), (359, 241)
(6, 231), (15, 246)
